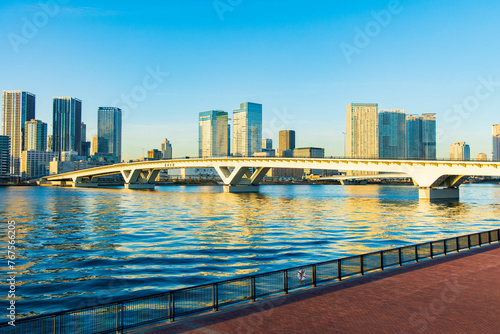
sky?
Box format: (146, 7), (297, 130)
(1, 0), (500, 161)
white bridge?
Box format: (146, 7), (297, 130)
(41, 157), (500, 200)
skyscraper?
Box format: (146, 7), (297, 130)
(1, 91), (36, 176)
(406, 114), (436, 159)
(422, 113), (436, 159)
(233, 102), (262, 157)
(161, 138), (172, 159)
(199, 110), (229, 158)
(449, 142), (470, 160)
(346, 103), (378, 159)
(0, 135), (10, 177)
(378, 110), (406, 159)
(81, 122), (87, 144)
(25, 119), (47, 152)
(278, 130), (295, 157)
(493, 123), (500, 161)
(97, 107), (122, 161)
(53, 97), (82, 155)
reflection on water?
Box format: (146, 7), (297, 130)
(0, 183), (499, 318)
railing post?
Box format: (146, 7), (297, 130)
(415, 245), (419, 262)
(338, 261), (342, 281)
(168, 293), (171, 322)
(456, 237), (460, 252)
(251, 277), (256, 302)
(312, 265), (317, 287)
(115, 303), (119, 334)
(360, 256), (364, 275)
(120, 303), (124, 334)
(479, 233), (482, 246)
(488, 231), (491, 244)
(443, 240), (447, 255)
(283, 271), (288, 294)
(212, 283), (218, 311)
(468, 234), (471, 249)
(430, 242), (434, 259)
(380, 251), (384, 270)
(171, 292), (175, 322)
(398, 248), (402, 266)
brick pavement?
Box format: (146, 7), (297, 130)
(129, 244), (500, 334)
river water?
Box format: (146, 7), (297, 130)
(0, 183), (499, 319)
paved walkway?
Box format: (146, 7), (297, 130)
(129, 244), (500, 334)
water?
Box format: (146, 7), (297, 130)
(1, 183), (499, 319)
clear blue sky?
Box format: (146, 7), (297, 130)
(1, 0), (499, 161)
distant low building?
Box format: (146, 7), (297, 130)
(255, 150), (275, 157)
(477, 153), (487, 161)
(294, 147), (325, 176)
(21, 150), (58, 179)
(147, 149), (162, 160)
(168, 168), (218, 180)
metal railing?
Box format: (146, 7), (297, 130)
(1, 229), (499, 334)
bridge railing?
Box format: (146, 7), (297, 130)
(1, 228), (499, 333)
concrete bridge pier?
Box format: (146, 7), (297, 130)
(72, 176), (98, 188)
(215, 165), (270, 193)
(413, 173), (468, 200)
(121, 169), (159, 190)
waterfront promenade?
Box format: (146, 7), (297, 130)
(131, 244), (500, 334)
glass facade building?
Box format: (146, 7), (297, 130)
(0, 135), (10, 177)
(199, 110), (229, 158)
(232, 102), (262, 157)
(97, 107), (122, 161)
(25, 119), (47, 152)
(492, 124), (500, 161)
(378, 110), (406, 159)
(2, 91), (36, 176)
(53, 97), (82, 155)
(406, 113), (436, 159)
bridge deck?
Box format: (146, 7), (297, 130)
(130, 244), (500, 334)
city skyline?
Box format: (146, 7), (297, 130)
(1, 1), (500, 160)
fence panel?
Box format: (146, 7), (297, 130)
(363, 253), (381, 273)
(470, 234), (480, 247)
(218, 278), (252, 307)
(445, 238), (457, 253)
(480, 232), (490, 245)
(491, 230), (499, 243)
(59, 304), (119, 334)
(122, 294), (168, 329)
(432, 240), (445, 256)
(316, 260), (338, 283)
(382, 249), (399, 268)
(173, 285), (212, 318)
(287, 265), (313, 291)
(255, 271), (283, 298)
(458, 236), (469, 250)
(400, 246), (416, 263)
(417, 243), (431, 260)
(341, 256), (361, 278)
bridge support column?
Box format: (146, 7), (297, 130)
(419, 187), (459, 200)
(214, 166), (270, 193)
(121, 169), (158, 190)
(72, 176), (98, 188)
